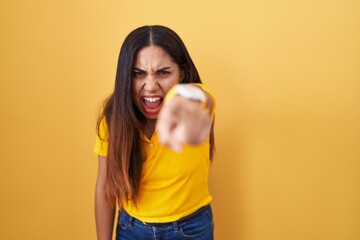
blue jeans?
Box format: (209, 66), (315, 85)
(116, 205), (214, 240)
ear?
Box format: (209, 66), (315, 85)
(179, 69), (185, 83)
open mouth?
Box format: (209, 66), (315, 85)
(142, 96), (163, 114)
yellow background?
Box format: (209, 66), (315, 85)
(0, 0), (359, 239)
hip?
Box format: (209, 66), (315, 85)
(116, 205), (214, 240)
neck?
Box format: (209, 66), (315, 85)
(142, 119), (156, 139)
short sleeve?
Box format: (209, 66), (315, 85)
(195, 83), (216, 120)
(93, 117), (108, 156)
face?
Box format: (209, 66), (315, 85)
(132, 45), (184, 121)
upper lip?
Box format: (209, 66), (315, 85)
(142, 95), (163, 99)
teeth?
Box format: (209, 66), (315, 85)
(143, 97), (161, 103)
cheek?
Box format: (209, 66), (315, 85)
(132, 80), (140, 94)
(172, 74), (181, 86)
(169, 73), (181, 83)
(162, 80), (178, 93)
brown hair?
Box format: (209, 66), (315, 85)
(97, 25), (215, 207)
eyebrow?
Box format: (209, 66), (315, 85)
(133, 67), (146, 72)
(132, 66), (172, 72)
(157, 67), (171, 71)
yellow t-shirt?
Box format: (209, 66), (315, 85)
(94, 84), (215, 223)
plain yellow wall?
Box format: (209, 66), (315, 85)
(0, 0), (359, 239)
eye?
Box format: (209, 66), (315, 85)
(133, 71), (147, 78)
(156, 70), (171, 78)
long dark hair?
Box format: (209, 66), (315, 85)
(97, 25), (215, 206)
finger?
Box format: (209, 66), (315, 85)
(170, 141), (183, 153)
(156, 105), (178, 146)
(169, 123), (187, 152)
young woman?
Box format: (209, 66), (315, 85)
(94, 25), (216, 240)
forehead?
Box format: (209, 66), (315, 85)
(134, 45), (175, 68)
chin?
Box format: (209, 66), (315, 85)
(143, 113), (158, 120)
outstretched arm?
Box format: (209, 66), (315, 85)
(156, 84), (214, 152)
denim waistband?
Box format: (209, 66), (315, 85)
(121, 205), (211, 227)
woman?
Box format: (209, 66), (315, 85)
(94, 25), (216, 240)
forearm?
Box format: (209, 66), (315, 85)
(156, 92), (212, 151)
(95, 188), (116, 240)
(187, 83), (214, 115)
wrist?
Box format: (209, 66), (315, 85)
(165, 84), (207, 108)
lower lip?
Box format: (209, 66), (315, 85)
(143, 102), (163, 115)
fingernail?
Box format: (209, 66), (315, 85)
(172, 143), (183, 153)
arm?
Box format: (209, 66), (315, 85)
(95, 155), (116, 240)
(156, 84), (214, 152)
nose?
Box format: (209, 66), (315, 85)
(143, 75), (159, 92)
